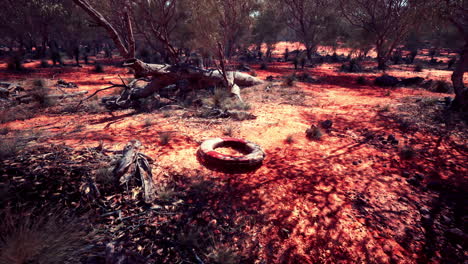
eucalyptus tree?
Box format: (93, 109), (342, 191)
(339, 0), (429, 70)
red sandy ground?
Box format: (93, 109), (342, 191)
(0, 54), (466, 263)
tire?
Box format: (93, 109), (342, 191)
(197, 137), (265, 172)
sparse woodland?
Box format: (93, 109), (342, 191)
(0, 0), (467, 263)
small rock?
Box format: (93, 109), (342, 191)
(402, 171), (410, 178)
(352, 161), (359, 166)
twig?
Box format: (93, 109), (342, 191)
(118, 74), (127, 86)
(75, 84), (123, 108)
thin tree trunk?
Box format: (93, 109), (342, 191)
(451, 42), (468, 111)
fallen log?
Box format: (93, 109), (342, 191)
(123, 59), (263, 86)
(102, 59), (263, 110)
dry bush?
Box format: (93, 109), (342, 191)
(206, 246), (241, 264)
(159, 132), (172, 145)
(306, 125), (323, 140)
(429, 80), (453, 94)
(95, 167), (115, 187)
(223, 126), (234, 136)
(93, 64), (104, 73)
(356, 76), (367, 85)
(282, 74), (296, 87)
(0, 127), (10, 135)
(400, 145), (417, 160)
(285, 134), (295, 144)
(0, 209), (94, 264)
(143, 117), (154, 127)
(414, 64), (423, 72)
(0, 107), (34, 124)
(39, 60), (49, 68)
(221, 98), (251, 111)
(0, 137), (21, 159)
(85, 100), (106, 114)
(6, 56), (23, 71)
(30, 79), (56, 107)
(211, 88), (230, 108)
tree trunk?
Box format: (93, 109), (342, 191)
(377, 56), (387, 70)
(451, 42), (468, 112)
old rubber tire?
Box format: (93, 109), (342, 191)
(197, 138), (265, 170)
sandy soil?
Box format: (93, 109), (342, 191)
(0, 54), (466, 263)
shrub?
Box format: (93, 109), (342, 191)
(93, 63), (104, 73)
(0, 209), (94, 264)
(283, 74), (296, 87)
(95, 167), (114, 187)
(0, 127), (10, 135)
(447, 57), (456, 69)
(306, 125), (322, 140)
(296, 72), (316, 83)
(61, 104), (79, 113)
(206, 247), (241, 264)
(40, 60), (49, 68)
(0, 108), (34, 124)
(30, 79), (55, 107)
(212, 88), (230, 108)
(223, 126), (234, 136)
(374, 74), (399, 87)
(400, 146), (416, 160)
(157, 185), (178, 204)
(431, 80), (453, 94)
(285, 134), (295, 144)
(7, 55), (23, 71)
(143, 117), (153, 127)
(340, 59), (362, 72)
(414, 64), (423, 72)
(356, 76), (367, 85)
(0, 138), (21, 159)
(221, 98), (251, 111)
(159, 132), (172, 145)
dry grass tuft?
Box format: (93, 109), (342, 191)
(0, 209), (94, 264)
